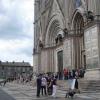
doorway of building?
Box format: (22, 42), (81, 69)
(73, 12), (86, 69)
(57, 50), (63, 79)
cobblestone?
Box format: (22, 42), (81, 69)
(0, 82), (100, 100)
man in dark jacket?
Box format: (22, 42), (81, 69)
(36, 75), (41, 97)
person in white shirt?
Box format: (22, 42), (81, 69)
(51, 76), (57, 97)
(41, 75), (47, 95)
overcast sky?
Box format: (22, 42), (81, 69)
(0, 0), (34, 65)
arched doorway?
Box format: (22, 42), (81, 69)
(45, 19), (64, 72)
(73, 12), (86, 69)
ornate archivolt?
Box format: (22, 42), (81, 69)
(71, 7), (86, 29)
(43, 12), (65, 72)
(70, 8), (85, 68)
(45, 14), (65, 47)
(43, 0), (65, 46)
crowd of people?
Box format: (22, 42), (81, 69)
(0, 73), (33, 86)
(16, 73), (33, 84)
(36, 73), (58, 97)
(63, 67), (85, 80)
(36, 67), (86, 98)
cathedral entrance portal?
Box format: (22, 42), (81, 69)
(73, 12), (86, 69)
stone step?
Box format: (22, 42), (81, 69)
(58, 79), (100, 93)
(57, 69), (100, 93)
(79, 80), (100, 92)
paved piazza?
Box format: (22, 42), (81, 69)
(0, 82), (100, 100)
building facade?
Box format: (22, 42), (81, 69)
(0, 61), (33, 78)
(33, 0), (100, 73)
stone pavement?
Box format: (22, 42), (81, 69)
(0, 82), (100, 100)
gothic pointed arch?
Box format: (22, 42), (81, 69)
(45, 15), (65, 47)
(44, 0), (65, 44)
(71, 8), (86, 69)
(71, 7), (86, 29)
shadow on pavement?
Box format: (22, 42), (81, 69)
(0, 88), (16, 100)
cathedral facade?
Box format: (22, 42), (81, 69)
(33, 0), (100, 73)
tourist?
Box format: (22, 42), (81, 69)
(36, 75), (41, 97)
(51, 76), (57, 97)
(41, 75), (47, 96)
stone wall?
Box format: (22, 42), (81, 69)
(34, 0), (100, 72)
(84, 25), (99, 68)
(63, 38), (72, 69)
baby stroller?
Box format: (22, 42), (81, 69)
(65, 78), (77, 98)
(65, 88), (76, 98)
